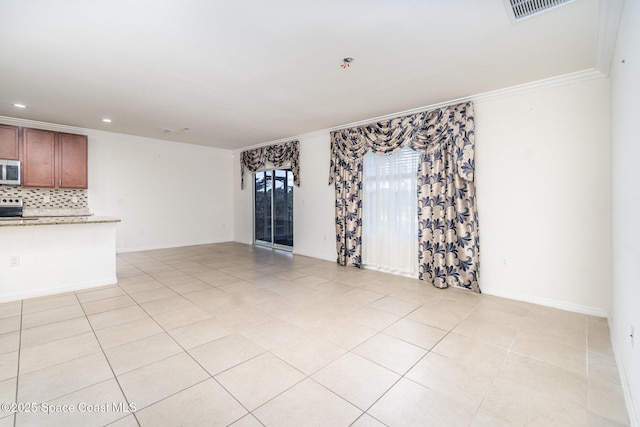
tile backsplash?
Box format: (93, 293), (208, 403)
(0, 187), (89, 216)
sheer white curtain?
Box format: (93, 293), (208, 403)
(363, 147), (419, 277)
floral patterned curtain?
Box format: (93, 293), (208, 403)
(329, 102), (480, 292)
(332, 156), (364, 267)
(240, 140), (300, 189)
(329, 114), (422, 267)
(414, 105), (480, 291)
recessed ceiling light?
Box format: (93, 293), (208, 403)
(13, 103), (26, 109)
(102, 118), (112, 123)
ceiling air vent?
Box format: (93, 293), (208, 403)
(505, 0), (575, 22)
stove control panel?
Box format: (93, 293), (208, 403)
(0, 197), (23, 207)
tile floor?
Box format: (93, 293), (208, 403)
(0, 242), (630, 426)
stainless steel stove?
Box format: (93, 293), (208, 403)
(0, 197), (24, 217)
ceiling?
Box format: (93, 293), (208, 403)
(0, 0), (615, 151)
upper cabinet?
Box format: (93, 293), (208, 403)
(22, 128), (88, 189)
(58, 132), (88, 189)
(22, 128), (56, 188)
(0, 125), (20, 160)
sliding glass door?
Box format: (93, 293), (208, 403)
(254, 169), (293, 250)
(254, 171), (273, 244)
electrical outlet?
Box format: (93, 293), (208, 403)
(43, 195), (50, 203)
(500, 256), (508, 267)
(9, 256), (20, 268)
(71, 196), (78, 203)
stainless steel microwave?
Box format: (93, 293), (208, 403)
(0, 159), (21, 185)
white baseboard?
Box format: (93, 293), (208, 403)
(0, 277), (118, 304)
(609, 318), (640, 427)
(292, 248), (335, 263)
(117, 239), (233, 253)
(481, 286), (609, 318)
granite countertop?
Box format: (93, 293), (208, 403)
(0, 215), (121, 227)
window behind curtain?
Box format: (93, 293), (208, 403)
(363, 147), (420, 277)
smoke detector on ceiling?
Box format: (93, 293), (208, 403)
(504, 0), (575, 22)
(341, 57), (354, 69)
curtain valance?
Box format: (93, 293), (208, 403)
(240, 140), (300, 189)
(329, 102), (475, 184)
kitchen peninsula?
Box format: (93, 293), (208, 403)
(0, 216), (120, 302)
(0, 124), (121, 302)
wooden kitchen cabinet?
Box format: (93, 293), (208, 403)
(22, 128), (56, 187)
(22, 128), (88, 189)
(0, 124), (20, 160)
(58, 132), (88, 189)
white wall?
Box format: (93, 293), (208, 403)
(234, 75), (612, 315)
(610, 0), (640, 423)
(0, 117), (235, 252)
(475, 76), (611, 315)
(291, 133), (336, 261)
(232, 152), (252, 245)
(88, 132), (234, 252)
(232, 132), (336, 261)
(0, 222), (117, 302)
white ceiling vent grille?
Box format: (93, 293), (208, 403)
(505, 0), (575, 22)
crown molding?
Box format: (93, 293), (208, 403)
(596, 0), (625, 76)
(2, 68), (608, 156)
(471, 68), (605, 102)
(0, 115), (232, 155)
(237, 68), (607, 153)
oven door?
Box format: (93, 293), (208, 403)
(0, 206), (23, 217)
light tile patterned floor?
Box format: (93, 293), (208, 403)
(0, 242), (630, 426)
